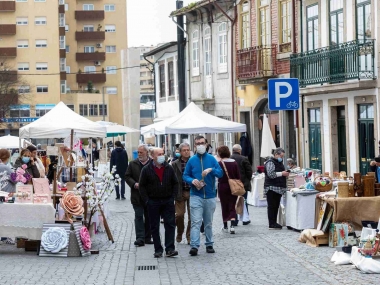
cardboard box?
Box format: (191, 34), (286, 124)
(329, 223), (349, 248)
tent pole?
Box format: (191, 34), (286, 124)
(70, 129), (74, 182)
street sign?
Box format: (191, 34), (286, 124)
(268, 78), (300, 111)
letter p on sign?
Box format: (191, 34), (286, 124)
(268, 78), (300, 111)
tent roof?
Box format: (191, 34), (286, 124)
(0, 135), (25, 149)
(19, 102), (107, 139)
(141, 102), (246, 135)
(96, 121), (140, 137)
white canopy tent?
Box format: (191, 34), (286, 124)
(19, 102), (107, 139)
(141, 102), (246, 135)
(96, 121), (140, 137)
(0, 135), (33, 149)
(260, 115), (276, 158)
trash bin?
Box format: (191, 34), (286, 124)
(132, 150), (138, 160)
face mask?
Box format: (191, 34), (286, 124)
(157, 155), (165, 164)
(287, 165), (291, 169)
(22, 157), (30, 164)
(277, 158), (283, 163)
(175, 153), (180, 158)
(196, 145), (206, 155)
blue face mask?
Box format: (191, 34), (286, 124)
(277, 158), (283, 163)
(175, 153), (180, 158)
(22, 157), (30, 164)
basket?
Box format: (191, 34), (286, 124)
(314, 176), (333, 192)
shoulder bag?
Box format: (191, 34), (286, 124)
(221, 161), (245, 196)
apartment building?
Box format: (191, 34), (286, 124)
(235, 0), (299, 167)
(291, 0), (377, 176)
(0, 0), (127, 137)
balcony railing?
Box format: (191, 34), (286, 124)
(75, 10), (104, 20)
(76, 73), (106, 83)
(0, 93), (18, 105)
(290, 39), (376, 87)
(75, 31), (105, 41)
(236, 44), (277, 79)
(0, 24), (16, 35)
(76, 52), (106, 61)
(0, 1), (15, 12)
(0, 47), (17, 57)
(0, 70), (18, 82)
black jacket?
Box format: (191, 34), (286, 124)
(370, 164), (379, 182)
(125, 158), (150, 206)
(139, 161), (178, 204)
(172, 158), (189, 201)
(14, 157), (40, 179)
(264, 158), (286, 188)
(110, 147), (128, 177)
(231, 152), (253, 191)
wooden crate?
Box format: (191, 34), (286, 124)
(314, 233), (329, 247)
(25, 240), (41, 252)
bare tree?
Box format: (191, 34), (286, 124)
(0, 60), (32, 119)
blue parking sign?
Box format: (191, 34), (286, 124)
(268, 78), (300, 111)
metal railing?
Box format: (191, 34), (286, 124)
(290, 39), (376, 87)
(236, 44), (277, 79)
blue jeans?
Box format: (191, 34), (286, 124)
(115, 179), (125, 198)
(190, 195), (216, 248)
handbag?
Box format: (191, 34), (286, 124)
(220, 161), (246, 196)
(235, 196), (244, 215)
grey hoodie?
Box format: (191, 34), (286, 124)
(0, 163), (16, 193)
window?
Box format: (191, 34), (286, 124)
(16, 0), (28, 2)
(204, 27), (212, 76)
(17, 40), (28, 48)
(16, 17), (28, 25)
(64, 3), (68, 11)
(168, 61), (175, 96)
(280, 0), (291, 52)
(192, 30), (199, 76)
(36, 40), (47, 48)
(105, 25), (116, 32)
(106, 66), (117, 74)
(241, 1), (250, 49)
(60, 58), (66, 72)
(60, 80), (66, 94)
(35, 17), (47, 25)
(106, 46), (116, 53)
(159, 64), (165, 98)
(259, 0), (270, 45)
(17, 63), (29, 71)
(36, 63), (48, 71)
(83, 4), (94, 10)
(99, 105), (107, 116)
(105, 4), (115, 11)
(18, 85), (30, 94)
(330, 0), (343, 46)
(65, 25), (69, 32)
(34, 0), (46, 2)
(218, 23), (227, 73)
(79, 104), (88, 116)
(67, 105), (74, 111)
(83, 25), (94, 32)
(89, 104), (98, 116)
(59, 0), (65, 4)
(307, 4), (319, 50)
(106, 87), (117, 94)
(59, 13), (65, 27)
(84, 46), (95, 53)
(36, 86), (48, 93)
(84, 66), (96, 73)
(36, 105), (55, 118)
(59, 36), (65, 49)
(10, 105), (30, 118)
(356, 0), (371, 42)
(65, 45), (70, 52)
(66, 66), (71, 74)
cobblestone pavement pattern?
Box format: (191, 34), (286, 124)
(0, 185), (379, 285)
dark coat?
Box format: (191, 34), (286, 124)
(264, 158), (286, 188)
(239, 135), (252, 163)
(14, 157), (40, 179)
(370, 164), (379, 182)
(125, 158), (150, 206)
(139, 161), (178, 204)
(172, 158), (189, 201)
(231, 152), (253, 191)
(110, 147), (129, 177)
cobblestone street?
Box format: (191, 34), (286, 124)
(1, 186), (379, 285)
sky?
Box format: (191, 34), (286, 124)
(127, 0), (192, 48)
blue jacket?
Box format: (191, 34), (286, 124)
(183, 153), (223, 199)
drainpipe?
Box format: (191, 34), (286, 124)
(176, 0), (186, 112)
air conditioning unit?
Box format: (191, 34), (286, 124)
(94, 61), (101, 66)
(96, 43), (102, 48)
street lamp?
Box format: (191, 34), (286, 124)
(102, 86), (106, 121)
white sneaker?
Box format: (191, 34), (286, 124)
(221, 226), (228, 233)
(230, 226), (235, 234)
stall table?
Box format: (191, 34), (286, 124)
(0, 204), (55, 239)
(247, 176), (267, 207)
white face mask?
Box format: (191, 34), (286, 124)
(196, 145), (206, 155)
(157, 155), (165, 164)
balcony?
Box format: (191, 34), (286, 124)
(0, 70), (18, 82)
(290, 40), (376, 87)
(75, 10), (104, 20)
(236, 45), (277, 80)
(76, 52), (106, 61)
(0, 24), (16, 35)
(0, 47), (17, 57)
(75, 31), (105, 41)
(0, 93), (18, 105)
(76, 73), (106, 83)
(0, 1), (15, 12)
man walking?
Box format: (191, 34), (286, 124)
(139, 148), (179, 258)
(172, 143), (191, 244)
(183, 136), (223, 256)
(231, 144), (253, 225)
(125, 144), (153, 246)
(110, 141), (128, 200)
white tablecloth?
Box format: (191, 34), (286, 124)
(247, 176), (267, 207)
(285, 191), (317, 230)
(0, 203), (56, 239)
(351, 247), (380, 273)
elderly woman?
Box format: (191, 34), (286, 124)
(218, 146), (241, 234)
(286, 158), (297, 170)
(264, 147), (289, 230)
(14, 149), (40, 180)
(0, 149), (16, 195)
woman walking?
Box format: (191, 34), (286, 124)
(218, 146), (241, 234)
